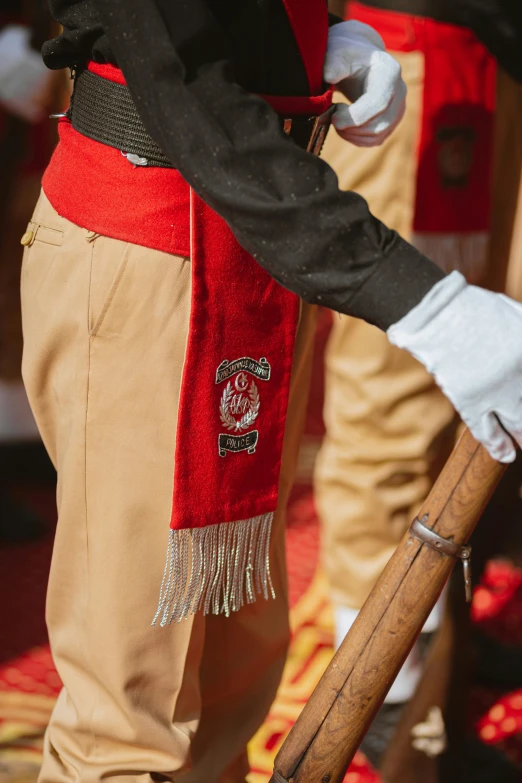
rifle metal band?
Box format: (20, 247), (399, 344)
(270, 771), (289, 783)
(409, 515), (473, 602)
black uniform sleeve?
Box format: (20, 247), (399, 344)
(455, 0), (522, 82)
(91, 0), (444, 331)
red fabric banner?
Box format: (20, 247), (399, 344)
(413, 24), (496, 235)
(348, 2), (497, 235)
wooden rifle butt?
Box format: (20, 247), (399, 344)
(270, 428), (507, 783)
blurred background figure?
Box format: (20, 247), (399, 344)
(0, 1), (66, 541)
(316, 0), (522, 774)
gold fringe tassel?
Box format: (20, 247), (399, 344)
(152, 513), (275, 626)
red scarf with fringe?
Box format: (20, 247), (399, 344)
(44, 0), (331, 626)
(156, 0), (331, 625)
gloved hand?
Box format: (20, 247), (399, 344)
(388, 272), (522, 463)
(0, 25), (53, 123)
(324, 20), (407, 147)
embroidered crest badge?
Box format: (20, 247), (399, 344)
(215, 357), (271, 456)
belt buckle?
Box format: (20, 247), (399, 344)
(283, 105), (335, 156)
(306, 105), (335, 155)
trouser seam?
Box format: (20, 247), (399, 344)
(85, 241), (98, 760)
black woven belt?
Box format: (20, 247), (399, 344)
(68, 68), (332, 168)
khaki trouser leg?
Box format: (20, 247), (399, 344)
(315, 50), (457, 609)
(21, 190), (316, 783)
(315, 316), (456, 608)
(316, 58), (522, 610)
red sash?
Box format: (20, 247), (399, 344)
(160, 0), (330, 625)
(43, 0), (331, 625)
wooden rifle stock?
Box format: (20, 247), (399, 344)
(270, 428), (507, 783)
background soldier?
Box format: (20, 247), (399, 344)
(317, 0), (522, 772)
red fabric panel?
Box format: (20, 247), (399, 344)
(281, 0), (329, 95)
(347, 2), (426, 50)
(413, 20), (496, 233)
(349, 2), (497, 234)
(172, 193), (299, 529)
(43, 121), (191, 257)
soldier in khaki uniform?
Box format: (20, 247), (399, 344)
(316, 0), (522, 767)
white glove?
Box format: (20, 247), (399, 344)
(0, 25), (53, 123)
(324, 20), (407, 147)
(388, 272), (522, 463)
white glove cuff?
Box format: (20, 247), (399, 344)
(387, 270), (522, 464)
(387, 271), (467, 342)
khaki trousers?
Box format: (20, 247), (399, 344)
(315, 54), (522, 609)
(21, 190), (316, 783)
